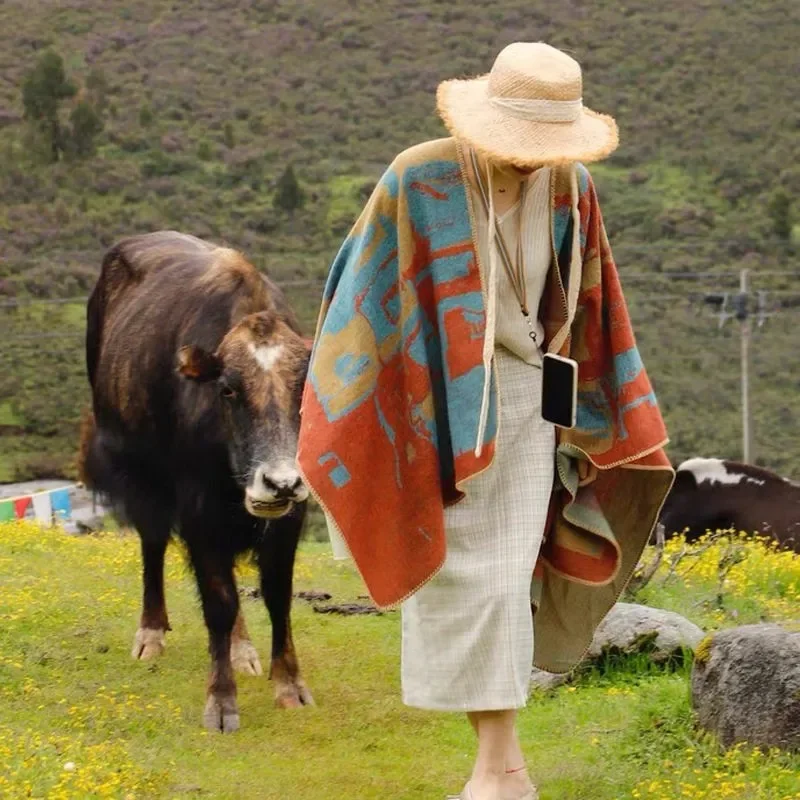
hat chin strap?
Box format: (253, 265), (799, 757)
(489, 95), (583, 123)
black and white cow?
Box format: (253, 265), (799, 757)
(656, 457), (800, 553)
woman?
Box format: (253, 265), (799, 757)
(298, 42), (673, 800)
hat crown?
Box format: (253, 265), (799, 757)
(488, 42), (582, 103)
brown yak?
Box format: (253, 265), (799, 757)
(80, 231), (313, 732)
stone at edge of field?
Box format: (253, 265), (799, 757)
(691, 623), (800, 752)
(529, 603), (705, 692)
(587, 602), (706, 662)
(529, 668), (570, 691)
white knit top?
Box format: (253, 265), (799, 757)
(470, 167), (552, 367)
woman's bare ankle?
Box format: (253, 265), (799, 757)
(502, 768), (534, 799)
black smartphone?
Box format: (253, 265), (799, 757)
(541, 353), (578, 429)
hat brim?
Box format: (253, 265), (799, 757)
(437, 76), (618, 168)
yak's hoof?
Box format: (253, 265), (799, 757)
(275, 678), (314, 709)
(203, 693), (240, 733)
(231, 639), (263, 676)
(131, 627), (166, 660)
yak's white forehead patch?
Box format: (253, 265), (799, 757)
(249, 343), (284, 372)
(678, 457), (765, 486)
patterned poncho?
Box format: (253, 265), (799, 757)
(298, 138), (673, 673)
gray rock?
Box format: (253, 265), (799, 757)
(529, 668), (569, 692)
(588, 602), (705, 662)
(73, 515), (107, 534)
(691, 623), (800, 751)
(530, 603), (704, 692)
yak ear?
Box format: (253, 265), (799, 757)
(177, 345), (222, 382)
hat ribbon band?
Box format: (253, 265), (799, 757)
(489, 95), (583, 123)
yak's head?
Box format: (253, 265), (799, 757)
(177, 309), (310, 519)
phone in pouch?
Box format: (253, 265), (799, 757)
(541, 353), (578, 429)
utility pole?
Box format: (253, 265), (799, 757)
(704, 268), (771, 464)
(739, 269), (751, 464)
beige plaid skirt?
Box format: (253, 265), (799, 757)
(401, 347), (555, 711)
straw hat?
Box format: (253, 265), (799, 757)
(437, 42), (618, 168)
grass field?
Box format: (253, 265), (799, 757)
(1, 521), (799, 800)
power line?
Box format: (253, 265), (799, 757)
(0, 349), (769, 369)
(0, 279), (328, 309)
(0, 296), (90, 308)
(623, 272), (738, 280)
(0, 271), (797, 309)
(3, 333), (85, 342)
(5, 311), (800, 344)
(621, 270), (800, 280)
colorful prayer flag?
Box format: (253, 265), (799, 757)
(50, 489), (72, 521)
(32, 492), (52, 526)
(14, 496), (32, 519)
(0, 500), (14, 522)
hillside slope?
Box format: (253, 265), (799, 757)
(0, 0), (798, 479)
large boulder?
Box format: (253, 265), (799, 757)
(691, 623), (800, 751)
(530, 603), (704, 691)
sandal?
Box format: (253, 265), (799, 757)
(446, 785), (539, 800)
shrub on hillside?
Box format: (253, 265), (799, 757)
(21, 50), (76, 162)
(67, 100), (104, 158)
(274, 164), (304, 213)
(139, 150), (193, 178)
(138, 104), (154, 127)
(13, 453), (67, 481)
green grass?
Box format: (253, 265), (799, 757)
(1, 522), (798, 799)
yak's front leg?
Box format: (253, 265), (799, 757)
(257, 504), (314, 708)
(190, 544), (240, 732)
(231, 607), (263, 676)
(132, 534), (171, 660)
